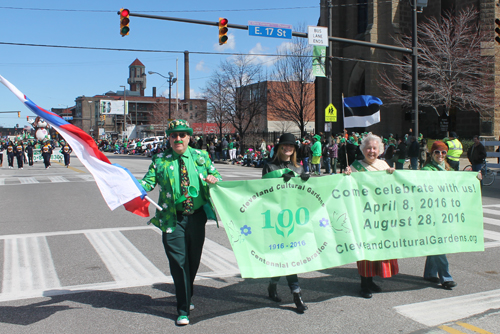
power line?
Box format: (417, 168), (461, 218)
(0, 6), (319, 13)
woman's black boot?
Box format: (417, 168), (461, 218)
(293, 292), (308, 313)
(268, 283), (281, 302)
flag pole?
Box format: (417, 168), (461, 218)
(145, 196), (162, 211)
(342, 93), (349, 167)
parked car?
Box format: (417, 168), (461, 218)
(141, 136), (164, 148)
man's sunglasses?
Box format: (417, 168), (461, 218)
(170, 133), (188, 139)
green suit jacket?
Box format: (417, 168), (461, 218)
(140, 146), (222, 233)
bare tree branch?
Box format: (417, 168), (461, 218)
(378, 6), (494, 119)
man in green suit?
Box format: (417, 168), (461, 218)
(140, 119), (222, 326)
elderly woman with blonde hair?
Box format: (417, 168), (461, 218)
(344, 133), (398, 298)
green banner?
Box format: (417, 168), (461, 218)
(312, 45), (326, 77)
(209, 171), (484, 278)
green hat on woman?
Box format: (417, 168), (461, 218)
(165, 119), (193, 136)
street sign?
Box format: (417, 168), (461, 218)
(248, 21), (292, 39)
(325, 103), (337, 122)
(308, 26), (329, 46)
(63, 116), (73, 121)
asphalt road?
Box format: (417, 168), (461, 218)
(0, 154), (499, 333)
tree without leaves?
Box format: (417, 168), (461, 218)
(204, 74), (231, 139)
(204, 55), (266, 149)
(267, 33), (315, 137)
(378, 7), (494, 119)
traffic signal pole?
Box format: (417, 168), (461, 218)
(127, 10), (417, 135)
(128, 12), (411, 54)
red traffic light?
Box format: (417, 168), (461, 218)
(219, 18), (228, 45)
(119, 8), (130, 37)
(120, 9), (130, 17)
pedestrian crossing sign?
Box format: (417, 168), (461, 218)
(325, 103), (337, 122)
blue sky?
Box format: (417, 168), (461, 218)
(0, 0), (320, 127)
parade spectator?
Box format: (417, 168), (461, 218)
(344, 133), (398, 298)
(262, 133), (309, 313)
(208, 142), (216, 162)
(444, 132), (463, 171)
(139, 119), (221, 326)
(467, 135), (487, 175)
(221, 137), (228, 161)
(300, 138), (311, 174)
(418, 134), (428, 169)
(395, 138), (407, 170)
(408, 136), (419, 170)
(326, 137), (338, 174)
(311, 134), (322, 175)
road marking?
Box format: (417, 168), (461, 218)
(0, 178), (4, 185)
(482, 208), (500, 216)
(48, 176), (69, 183)
(78, 174), (94, 181)
(19, 177), (39, 184)
(150, 227), (240, 275)
(438, 325), (466, 334)
(2, 236), (60, 294)
(53, 161), (86, 173)
(456, 322), (493, 334)
(85, 230), (167, 283)
(394, 289), (500, 327)
(483, 217), (500, 227)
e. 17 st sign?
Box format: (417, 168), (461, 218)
(248, 21), (292, 39)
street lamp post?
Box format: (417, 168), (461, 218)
(120, 85), (126, 138)
(148, 71), (177, 119)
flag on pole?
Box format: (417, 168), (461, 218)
(343, 95), (383, 128)
(0, 75), (150, 217)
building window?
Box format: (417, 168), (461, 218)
(358, 0), (368, 34)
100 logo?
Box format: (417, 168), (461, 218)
(261, 207), (310, 237)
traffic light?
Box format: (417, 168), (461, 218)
(495, 18), (500, 44)
(119, 8), (130, 37)
(17, 112), (20, 117)
(218, 18), (228, 45)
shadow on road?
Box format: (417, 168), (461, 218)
(0, 268), (435, 326)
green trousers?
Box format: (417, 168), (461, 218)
(162, 209), (207, 316)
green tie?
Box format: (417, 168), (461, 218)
(179, 157), (194, 214)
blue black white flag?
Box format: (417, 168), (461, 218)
(343, 95), (383, 128)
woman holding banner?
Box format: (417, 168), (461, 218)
(421, 141), (457, 289)
(345, 133), (398, 299)
(262, 133), (309, 313)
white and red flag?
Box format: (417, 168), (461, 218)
(0, 75), (150, 217)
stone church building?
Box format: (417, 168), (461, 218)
(316, 0), (499, 140)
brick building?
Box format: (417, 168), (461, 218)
(316, 0), (499, 139)
(52, 59), (208, 139)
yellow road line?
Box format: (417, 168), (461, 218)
(438, 325), (466, 334)
(456, 322), (493, 334)
(53, 161), (86, 173)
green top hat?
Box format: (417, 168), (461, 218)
(165, 119), (193, 136)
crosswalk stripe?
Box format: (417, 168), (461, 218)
(394, 289), (500, 327)
(0, 178), (4, 185)
(48, 176), (70, 183)
(78, 174), (94, 181)
(19, 177), (39, 184)
(482, 208), (500, 216)
(483, 230), (500, 241)
(484, 217), (500, 227)
(85, 230), (166, 283)
(2, 236), (60, 294)
(199, 238), (239, 275)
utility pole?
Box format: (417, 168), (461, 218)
(412, 0), (419, 138)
